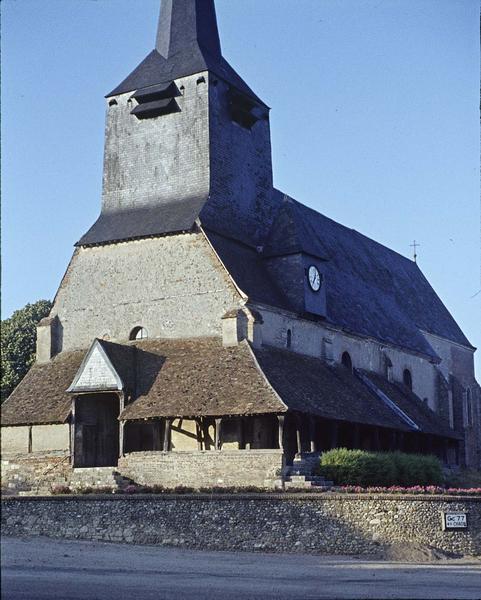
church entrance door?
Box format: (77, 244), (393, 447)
(74, 394), (120, 468)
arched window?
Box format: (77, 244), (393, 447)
(403, 369), (412, 391)
(129, 326), (148, 341)
(341, 351), (352, 371)
(286, 329), (292, 349)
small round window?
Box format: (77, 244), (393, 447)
(129, 326), (148, 341)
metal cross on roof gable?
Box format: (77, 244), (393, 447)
(410, 240), (420, 263)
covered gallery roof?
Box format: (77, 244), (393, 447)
(1, 339), (459, 439)
(1, 350), (84, 426)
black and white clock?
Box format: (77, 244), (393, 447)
(307, 265), (322, 292)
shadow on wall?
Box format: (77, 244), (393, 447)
(1, 496), (479, 557)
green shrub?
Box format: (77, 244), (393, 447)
(319, 448), (443, 487)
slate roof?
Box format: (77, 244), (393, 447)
(107, 0), (264, 105)
(205, 192), (472, 357)
(1, 351), (84, 426)
(76, 202), (205, 247)
(254, 346), (460, 439)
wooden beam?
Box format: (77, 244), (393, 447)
(277, 415), (285, 451)
(195, 419), (203, 451)
(119, 421), (125, 457)
(215, 418), (222, 450)
(163, 418), (172, 452)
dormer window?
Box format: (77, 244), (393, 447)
(130, 326), (148, 341)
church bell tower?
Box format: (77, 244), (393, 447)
(79, 0), (274, 248)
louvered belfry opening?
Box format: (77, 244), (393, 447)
(228, 88), (262, 130)
(130, 81), (181, 120)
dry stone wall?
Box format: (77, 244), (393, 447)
(2, 495), (480, 557)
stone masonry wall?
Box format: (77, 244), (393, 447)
(118, 450), (284, 489)
(102, 73), (210, 215)
(53, 233), (240, 351)
(2, 495), (480, 557)
(1, 452), (71, 495)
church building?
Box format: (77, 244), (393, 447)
(2, 0), (480, 492)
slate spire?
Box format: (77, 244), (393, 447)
(156, 0), (221, 60)
(108, 0), (262, 103)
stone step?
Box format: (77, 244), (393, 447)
(284, 481), (331, 490)
(69, 469), (133, 491)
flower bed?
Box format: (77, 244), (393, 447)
(335, 485), (481, 496)
(49, 483), (481, 496)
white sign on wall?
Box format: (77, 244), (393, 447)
(442, 512), (468, 531)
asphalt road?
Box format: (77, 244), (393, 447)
(1, 537), (480, 600)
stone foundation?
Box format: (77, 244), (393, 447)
(1, 452), (71, 495)
(1, 449), (285, 494)
(118, 450), (284, 489)
(2, 495), (480, 557)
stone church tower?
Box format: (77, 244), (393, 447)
(2, 0), (479, 492)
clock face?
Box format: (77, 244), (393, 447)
(308, 265), (322, 292)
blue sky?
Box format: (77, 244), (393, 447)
(2, 0), (479, 374)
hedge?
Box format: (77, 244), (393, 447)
(318, 448), (443, 487)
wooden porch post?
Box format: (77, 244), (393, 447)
(277, 415), (285, 451)
(195, 419), (203, 451)
(330, 421), (338, 449)
(442, 439), (448, 464)
(215, 418), (222, 450)
(119, 421), (125, 457)
(163, 418), (172, 452)
(309, 418), (317, 453)
(70, 396), (76, 465)
(118, 392), (125, 458)
(352, 424), (360, 449)
(244, 418), (251, 450)
(295, 415), (302, 455)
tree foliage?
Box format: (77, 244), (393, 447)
(1, 300), (52, 402)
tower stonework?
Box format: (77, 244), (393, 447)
(2, 0), (479, 484)
(81, 0), (274, 247)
